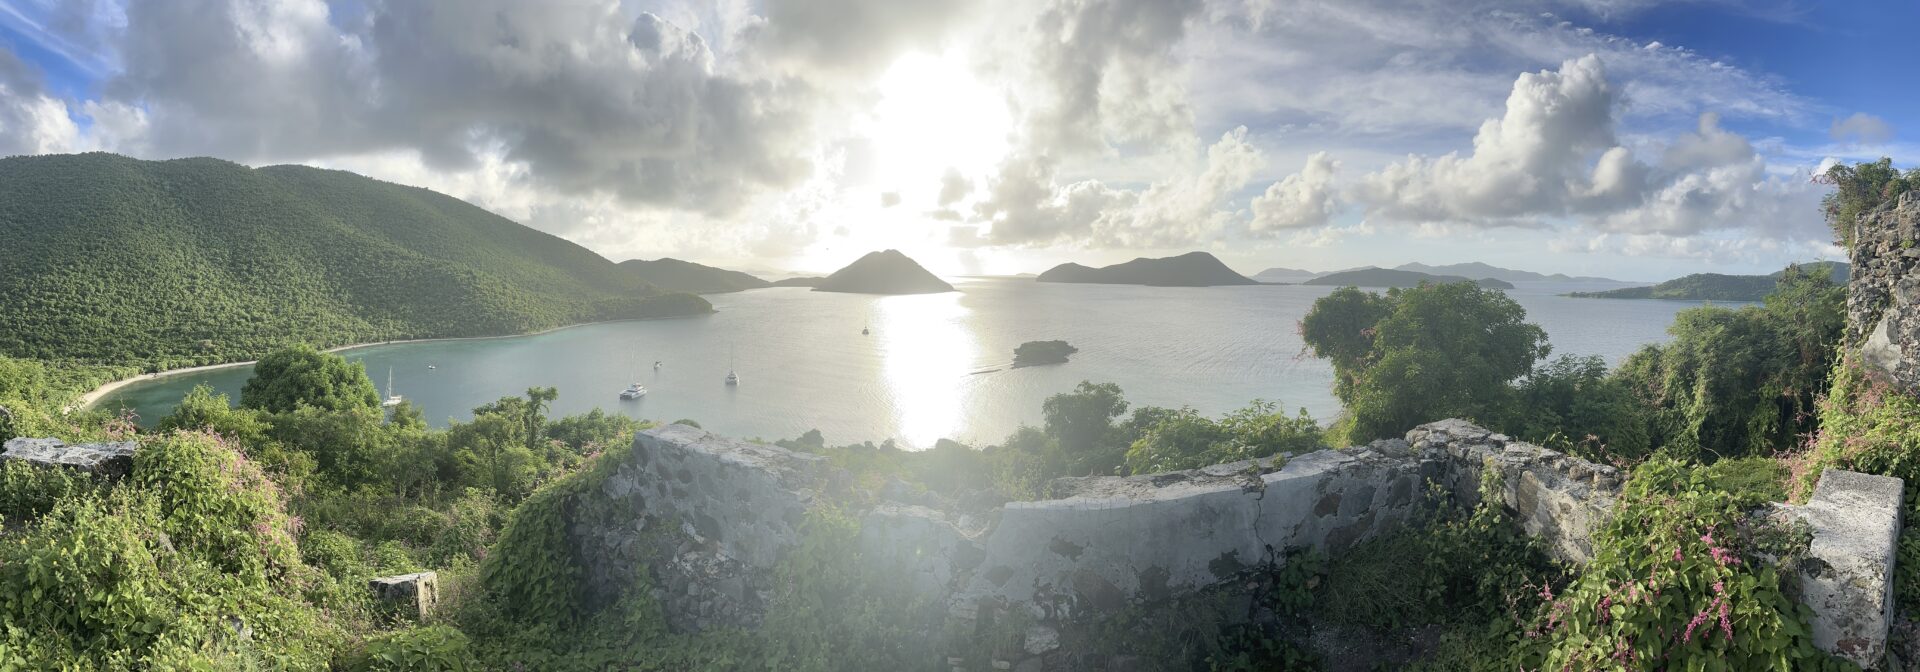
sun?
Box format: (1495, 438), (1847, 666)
(864, 50), (1012, 205)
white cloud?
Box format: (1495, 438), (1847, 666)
(1357, 55), (1622, 225)
(1830, 112), (1894, 145)
(1250, 151), (1339, 232)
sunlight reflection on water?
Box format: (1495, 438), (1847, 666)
(877, 292), (976, 447)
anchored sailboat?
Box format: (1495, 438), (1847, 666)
(381, 367), (403, 407)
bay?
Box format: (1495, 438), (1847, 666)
(97, 278), (1718, 448)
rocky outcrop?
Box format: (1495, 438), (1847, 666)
(1850, 191), (1920, 392)
(1, 437), (138, 478)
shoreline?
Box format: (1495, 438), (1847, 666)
(71, 314), (708, 412)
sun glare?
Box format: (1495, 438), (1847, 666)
(866, 50), (1012, 204)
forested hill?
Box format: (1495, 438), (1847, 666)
(617, 258), (771, 294)
(0, 153), (711, 371)
(1567, 262), (1849, 301)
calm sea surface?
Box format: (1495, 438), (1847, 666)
(99, 278), (1725, 448)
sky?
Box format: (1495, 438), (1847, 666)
(0, 0), (1915, 281)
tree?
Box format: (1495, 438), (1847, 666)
(1502, 355), (1651, 462)
(522, 387), (558, 451)
(1301, 282), (1549, 442)
(240, 344), (379, 414)
(1823, 157), (1918, 245)
(1040, 381), (1130, 477)
(1615, 265), (1846, 459)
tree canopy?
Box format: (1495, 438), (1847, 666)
(1302, 282), (1550, 442)
(240, 344), (380, 414)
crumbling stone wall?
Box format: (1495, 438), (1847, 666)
(1850, 191), (1920, 392)
(564, 421), (1900, 667)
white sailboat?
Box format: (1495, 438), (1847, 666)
(724, 346), (739, 386)
(381, 367), (403, 407)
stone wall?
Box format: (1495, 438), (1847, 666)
(1850, 191), (1920, 392)
(565, 421), (1900, 668)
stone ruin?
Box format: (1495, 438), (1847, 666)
(1, 437), (139, 478)
(1851, 190), (1920, 392)
(565, 420), (1903, 670)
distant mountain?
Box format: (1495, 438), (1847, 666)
(1037, 252), (1258, 287)
(1304, 268), (1514, 290)
(769, 277), (824, 288)
(1253, 267), (1320, 282)
(617, 258), (770, 294)
(811, 250), (955, 294)
(1568, 262), (1850, 302)
(0, 152), (710, 370)
(1396, 262), (1619, 283)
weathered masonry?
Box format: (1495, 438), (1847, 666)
(564, 420), (1904, 669)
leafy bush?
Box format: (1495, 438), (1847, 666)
(1502, 354), (1652, 462)
(1317, 467), (1557, 633)
(1615, 265), (1845, 461)
(1526, 459), (1844, 670)
(132, 431), (304, 581)
(0, 458), (97, 522)
(1123, 400), (1320, 474)
(342, 625), (478, 671)
(1823, 157), (1919, 245)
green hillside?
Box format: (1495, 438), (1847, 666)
(0, 153), (710, 371)
(1568, 262), (1848, 301)
(617, 258), (771, 293)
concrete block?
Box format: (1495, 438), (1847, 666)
(1784, 469), (1903, 669)
(1, 437), (138, 478)
(369, 571), (439, 621)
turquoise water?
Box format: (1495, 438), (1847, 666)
(97, 278), (1714, 449)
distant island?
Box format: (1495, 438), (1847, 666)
(1037, 251), (1258, 287)
(618, 258), (771, 294)
(1304, 268), (1515, 290)
(1253, 266), (1320, 283)
(1568, 262), (1849, 301)
(805, 250), (955, 294)
(1395, 262), (1619, 284)
(1012, 340), (1078, 367)
(1254, 262), (1620, 284)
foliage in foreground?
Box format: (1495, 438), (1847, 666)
(1525, 459), (1845, 671)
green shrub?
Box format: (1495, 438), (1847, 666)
(132, 431), (303, 581)
(0, 459), (97, 522)
(342, 625), (477, 671)
(1123, 401), (1319, 474)
(1527, 458), (1846, 670)
(303, 529), (371, 579)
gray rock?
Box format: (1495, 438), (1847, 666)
(1, 437), (138, 478)
(369, 571), (439, 621)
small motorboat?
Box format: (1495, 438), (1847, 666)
(619, 383), (647, 400)
(427, 365), (437, 370)
(653, 360), (662, 371)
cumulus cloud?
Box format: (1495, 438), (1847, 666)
(107, 0), (817, 215)
(1830, 112), (1894, 145)
(966, 126), (1261, 247)
(1357, 55), (1623, 224)
(746, 0), (976, 78)
(0, 49), (80, 155)
(1007, 0), (1207, 158)
(1251, 151), (1339, 232)
(1353, 54), (1826, 243)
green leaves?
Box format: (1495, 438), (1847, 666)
(1302, 281), (1549, 442)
